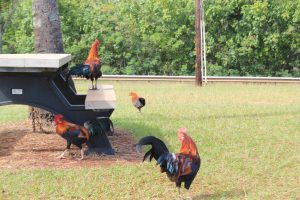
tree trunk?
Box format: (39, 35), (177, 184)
(32, 0), (64, 53)
(0, 27), (2, 54)
(30, 0), (75, 132)
(195, 0), (202, 86)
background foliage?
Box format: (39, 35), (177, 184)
(1, 0), (300, 76)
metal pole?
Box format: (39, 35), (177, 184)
(195, 0), (203, 86)
(200, 2), (204, 84)
(202, 2), (207, 84)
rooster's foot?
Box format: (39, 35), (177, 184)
(77, 149), (85, 160)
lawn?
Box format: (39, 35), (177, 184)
(0, 80), (300, 200)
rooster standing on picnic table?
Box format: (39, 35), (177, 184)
(129, 92), (146, 112)
(135, 128), (201, 200)
(68, 39), (102, 89)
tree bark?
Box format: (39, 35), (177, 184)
(195, 0), (203, 86)
(32, 0), (76, 89)
(32, 0), (64, 53)
(31, 0), (75, 132)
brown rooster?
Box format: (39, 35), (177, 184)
(54, 114), (111, 160)
(129, 92), (146, 112)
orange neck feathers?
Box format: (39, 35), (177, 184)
(129, 92), (139, 102)
(178, 128), (198, 156)
(55, 120), (69, 135)
(55, 119), (78, 135)
(85, 39), (101, 69)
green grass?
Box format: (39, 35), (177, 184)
(0, 105), (28, 124)
(1, 81), (300, 200)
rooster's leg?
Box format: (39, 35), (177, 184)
(185, 189), (192, 200)
(79, 148), (85, 160)
(95, 79), (98, 89)
(57, 149), (68, 159)
(178, 187), (183, 200)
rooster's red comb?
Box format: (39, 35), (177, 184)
(54, 114), (63, 123)
(178, 127), (187, 133)
(177, 127), (187, 141)
(129, 91), (137, 96)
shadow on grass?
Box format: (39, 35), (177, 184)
(114, 118), (173, 150)
(194, 189), (246, 200)
(0, 131), (27, 157)
(203, 110), (300, 120)
(141, 110), (300, 121)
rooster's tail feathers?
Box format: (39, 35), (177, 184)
(69, 64), (90, 77)
(135, 136), (169, 162)
(139, 98), (146, 106)
(84, 118), (114, 137)
(157, 153), (179, 175)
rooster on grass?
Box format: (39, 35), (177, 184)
(135, 128), (201, 200)
(68, 39), (102, 90)
(54, 114), (112, 160)
(129, 92), (146, 112)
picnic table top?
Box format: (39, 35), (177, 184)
(0, 54), (71, 72)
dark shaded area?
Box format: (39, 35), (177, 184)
(0, 122), (140, 169)
(194, 189), (246, 200)
(0, 131), (27, 157)
(141, 110), (300, 121)
(115, 118), (173, 151)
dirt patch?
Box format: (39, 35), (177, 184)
(0, 121), (142, 169)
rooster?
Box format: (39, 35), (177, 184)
(54, 114), (111, 160)
(135, 128), (201, 200)
(129, 92), (146, 112)
(68, 39), (102, 89)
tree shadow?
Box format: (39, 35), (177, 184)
(142, 110), (300, 121)
(193, 189), (246, 200)
(0, 130), (27, 157)
(201, 110), (300, 120)
(18, 148), (63, 152)
(114, 118), (173, 150)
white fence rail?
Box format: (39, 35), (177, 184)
(74, 75), (300, 83)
